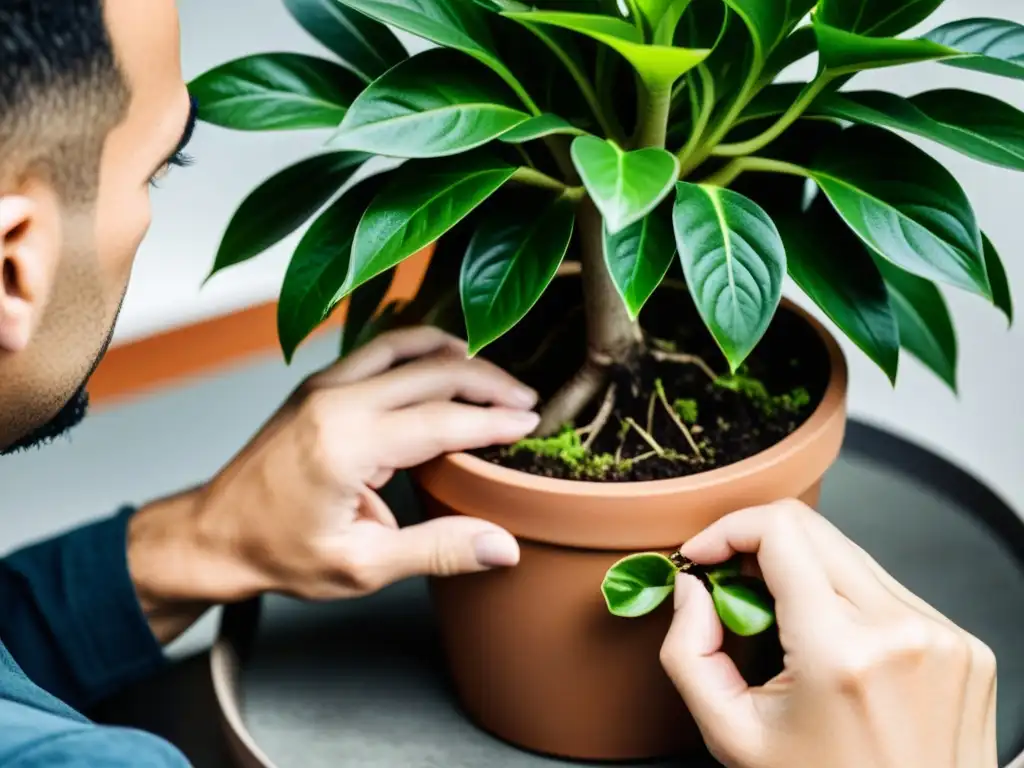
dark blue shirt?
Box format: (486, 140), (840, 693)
(0, 508), (189, 766)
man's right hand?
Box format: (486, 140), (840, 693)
(660, 499), (998, 768)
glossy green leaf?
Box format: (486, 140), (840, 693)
(816, 0), (946, 37)
(813, 21), (956, 75)
(571, 137), (679, 234)
(277, 176), (383, 362)
(807, 90), (1024, 173)
(503, 10), (710, 89)
(337, 0), (533, 106)
(601, 553), (677, 618)
(282, 0), (407, 82)
(723, 0), (817, 64)
(343, 152), (517, 297)
(672, 183), (785, 372)
(340, 269), (396, 357)
(876, 260), (958, 393)
(924, 18), (1024, 82)
(984, 234), (1013, 326)
(499, 114), (584, 143)
(329, 49), (530, 157)
(709, 576), (775, 636)
(461, 194), (575, 354)
(776, 202), (899, 383)
(808, 126), (990, 299)
(188, 53), (363, 131)
(603, 201), (676, 321)
(210, 151), (369, 278)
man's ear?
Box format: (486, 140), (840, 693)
(0, 191), (60, 353)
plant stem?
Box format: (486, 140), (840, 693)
(496, 64), (542, 117)
(677, 64), (715, 165)
(651, 347), (718, 380)
(511, 166), (571, 192)
(625, 417), (665, 456)
(535, 198), (644, 435)
(697, 156), (809, 189)
(635, 82), (673, 149)
(655, 379), (703, 458)
(678, 64), (763, 177)
(712, 73), (835, 157)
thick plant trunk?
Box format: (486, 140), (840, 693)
(535, 199), (644, 435)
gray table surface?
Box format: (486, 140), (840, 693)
(92, 422), (1024, 767)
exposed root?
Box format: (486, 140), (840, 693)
(578, 383), (618, 451)
(651, 344), (718, 381)
(624, 417), (665, 456)
(654, 379), (703, 459)
(534, 357), (610, 437)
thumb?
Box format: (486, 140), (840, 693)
(376, 514), (521, 582)
(660, 574), (760, 763)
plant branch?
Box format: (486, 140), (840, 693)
(624, 417), (665, 456)
(697, 155), (808, 189)
(579, 383), (618, 450)
(712, 73), (835, 157)
(655, 379), (703, 459)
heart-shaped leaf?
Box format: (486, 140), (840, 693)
(338, 0), (533, 108)
(340, 269), (396, 357)
(499, 114), (584, 143)
(813, 21), (955, 75)
(343, 152), (517, 296)
(503, 10), (710, 89)
(816, 0), (946, 38)
(571, 137), (679, 234)
(709, 575), (775, 636)
(984, 234), (1013, 326)
(672, 183), (786, 372)
(808, 126), (990, 300)
(603, 200), (676, 321)
(461, 193), (575, 354)
(209, 151), (369, 279)
(806, 90), (1024, 173)
(188, 53), (364, 131)
(282, 0), (407, 82)
(601, 553), (677, 618)
(924, 18), (1024, 82)
(776, 201), (899, 383)
(278, 176), (385, 362)
(329, 49), (531, 158)
(875, 259), (958, 393)
(723, 0), (817, 63)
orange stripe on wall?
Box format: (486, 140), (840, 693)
(87, 248), (431, 406)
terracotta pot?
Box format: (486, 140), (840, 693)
(411, 299), (848, 761)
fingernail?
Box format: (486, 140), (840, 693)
(474, 532), (520, 568)
(512, 386), (539, 408)
(506, 410), (541, 431)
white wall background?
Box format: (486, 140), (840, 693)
(120, 0), (1024, 505)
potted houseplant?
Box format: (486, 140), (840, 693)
(190, 0), (1020, 759)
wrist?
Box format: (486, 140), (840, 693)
(128, 486), (270, 612)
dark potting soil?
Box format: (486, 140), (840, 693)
(470, 271), (832, 483)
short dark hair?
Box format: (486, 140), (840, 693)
(0, 0), (129, 202)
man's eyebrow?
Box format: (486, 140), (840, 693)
(151, 95), (198, 177)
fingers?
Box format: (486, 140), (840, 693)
(377, 402), (540, 469)
(370, 515), (521, 584)
(660, 574), (761, 764)
(680, 502), (841, 627)
(350, 354), (539, 412)
(311, 327), (468, 388)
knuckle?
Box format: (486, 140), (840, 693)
(337, 546), (383, 593)
(969, 635), (998, 679)
(428, 545), (464, 578)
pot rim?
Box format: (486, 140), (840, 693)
(431, 298), (848, 497)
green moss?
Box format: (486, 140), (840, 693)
(673, 398), (699, 424)
(509, 425), (633, 480)
(713, 369), (811, 417)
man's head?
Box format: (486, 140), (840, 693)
(0, 0), (192, 453)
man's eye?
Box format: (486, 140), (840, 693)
(149, 151), (194, 187)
